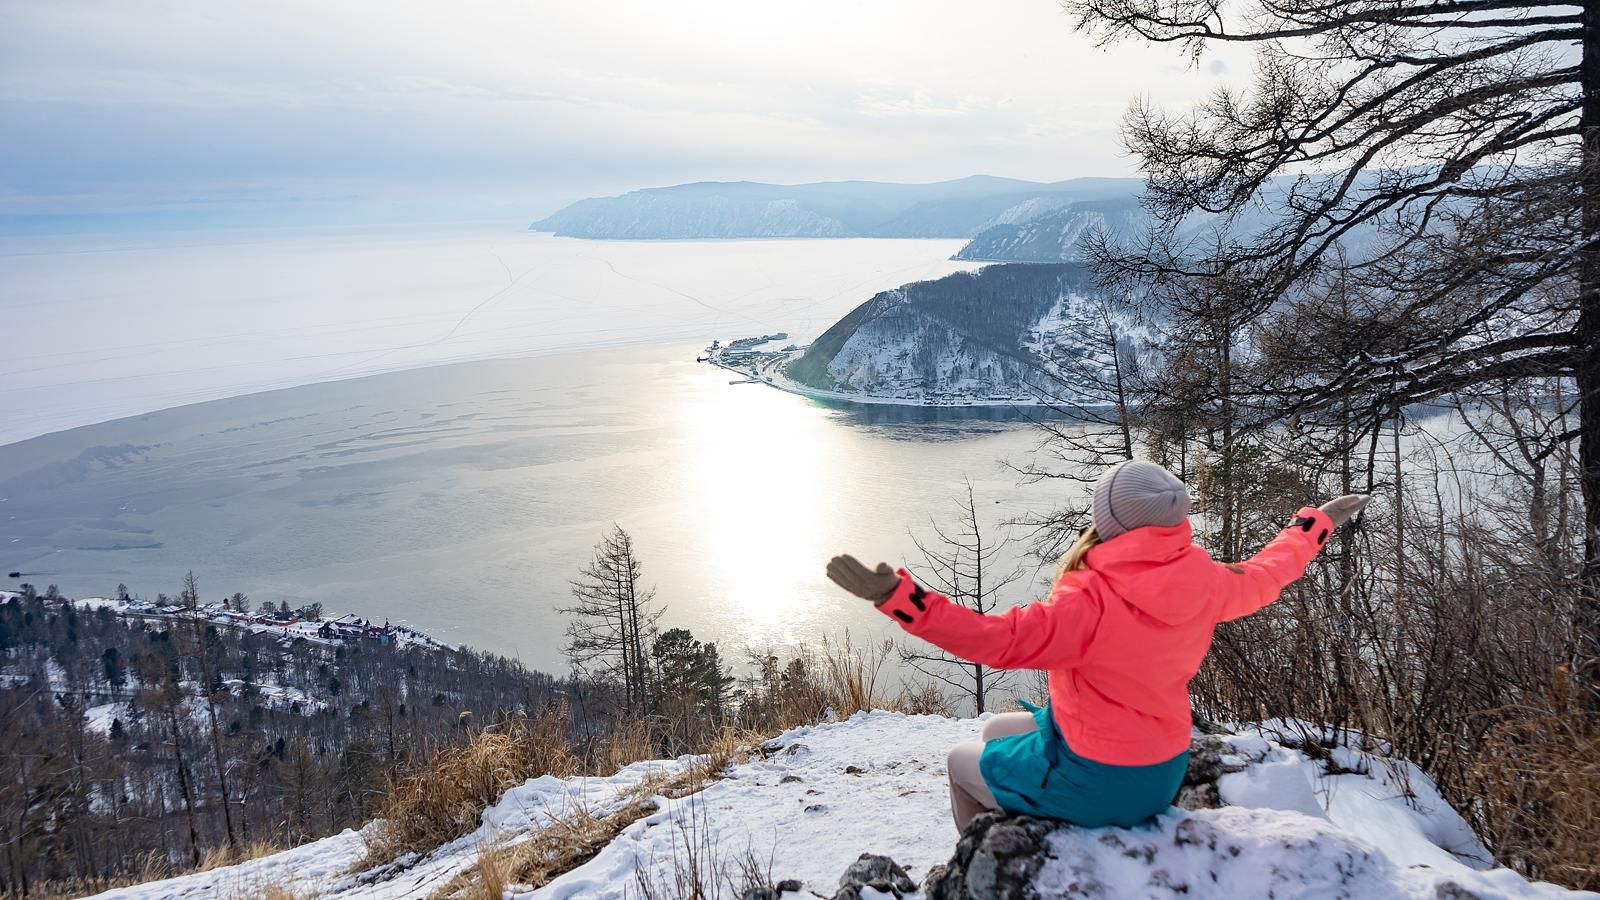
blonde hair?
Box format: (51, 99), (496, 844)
(1059, 526), (1102, 577)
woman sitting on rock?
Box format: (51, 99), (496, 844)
(826, 459), (1368, 831)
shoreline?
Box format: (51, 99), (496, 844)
(703, 345), (1050, 409)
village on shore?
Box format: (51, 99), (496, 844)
(1, 585), (454, 653)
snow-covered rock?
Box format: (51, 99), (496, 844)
(86, 712), (1593, 900)
(925, 808), (1548, 900)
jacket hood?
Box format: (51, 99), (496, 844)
(1081, 519), (1212, 625)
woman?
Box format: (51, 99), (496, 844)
(826, 459), (1368, 830)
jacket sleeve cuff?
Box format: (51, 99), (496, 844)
(1288, 506), (1336, 549)
(876, 568), (933, 630)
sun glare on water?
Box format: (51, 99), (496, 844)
(671, 376), (836, 642)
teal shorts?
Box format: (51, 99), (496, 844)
(978, 700), (1187, 828)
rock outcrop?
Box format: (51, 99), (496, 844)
(819, 732), (1540, 900)
(919, 738), (1250, 900)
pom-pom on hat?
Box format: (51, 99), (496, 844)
(1091, 460), (1191, 541)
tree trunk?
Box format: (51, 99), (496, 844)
(1218, 315), (1236, 560)
(1393, 412), (1407, 613)
(203, 695), (235, 854)
(168, 707), (202, 869)
(1579, 0), (1600, 663)
(1107, 312), (1135, 460)
(625, 562), (648, 715)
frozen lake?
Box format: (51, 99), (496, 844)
(0, 229), (978, 446)
(0, 233), (1080, 671)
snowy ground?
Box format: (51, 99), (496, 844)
(87, 712), (1594, 900)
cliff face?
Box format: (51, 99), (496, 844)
(785, 263), (1115, 402)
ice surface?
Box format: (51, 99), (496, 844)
(0, 232), (976, 446)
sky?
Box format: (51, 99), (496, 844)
(0, 0), (1249, 232)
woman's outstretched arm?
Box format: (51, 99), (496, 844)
(825, 555), (1100, 670)
(1212, 495), (1370, 622)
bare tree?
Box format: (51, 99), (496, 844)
(135, 648), (202, 868)
(902, 480), (1027, 713)
(178, 571), (237, 855)
(561, 525), (662, 716)
(1063, 0), (1598, 648)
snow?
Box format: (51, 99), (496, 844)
(84, 701), (129, 735)
(1211, 732), (1495, 873)
(87, 758), (690, 900)
(84, 712), (1593, 900)
(536, 713), (977, 899)
(1035, 808), (1538, 900)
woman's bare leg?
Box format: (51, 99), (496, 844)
(947, 741), (998, 831)
(981, 711), (1038, 742)
(947, 711), (1042, 831)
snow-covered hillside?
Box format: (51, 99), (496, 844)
(785, 263), (1138, 405)
(91, 711), (1593, 899)
(954, 198), (1149, 263)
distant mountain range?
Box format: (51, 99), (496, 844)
(533, 174), (1397, 265)
(530, 176), (1145, 241)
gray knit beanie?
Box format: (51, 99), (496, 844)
(1091, 460), (1191, 541)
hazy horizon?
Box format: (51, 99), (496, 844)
(1, 1), (1249, 234)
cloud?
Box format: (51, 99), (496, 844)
(856, 89), (978, 118)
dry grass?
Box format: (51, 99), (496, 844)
(2, 852), (177, 900)
(629, 791), (779, 900)
(594, 715), (656, 773)
(364, 636), (935, 895)
(466, 838), (511, 900)
(897, 678), (956, 716)
(433, 727), (763, 899)
(430, 800), (645, 899)
(198, 838), (284, 872)
(258, 887), (316, 900)
(818, 634), (898, 713)
(739, 633), (936, 734)
(359, 703), (579, 871)
(1469, 678), (1600, 891)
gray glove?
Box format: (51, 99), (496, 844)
(826, 554), (901, 604)
(1318, 494), (1372, 529)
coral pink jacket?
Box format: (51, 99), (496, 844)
(879, 506), (1336, 766)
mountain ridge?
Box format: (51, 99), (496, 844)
(531, 176), (1145, 240)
